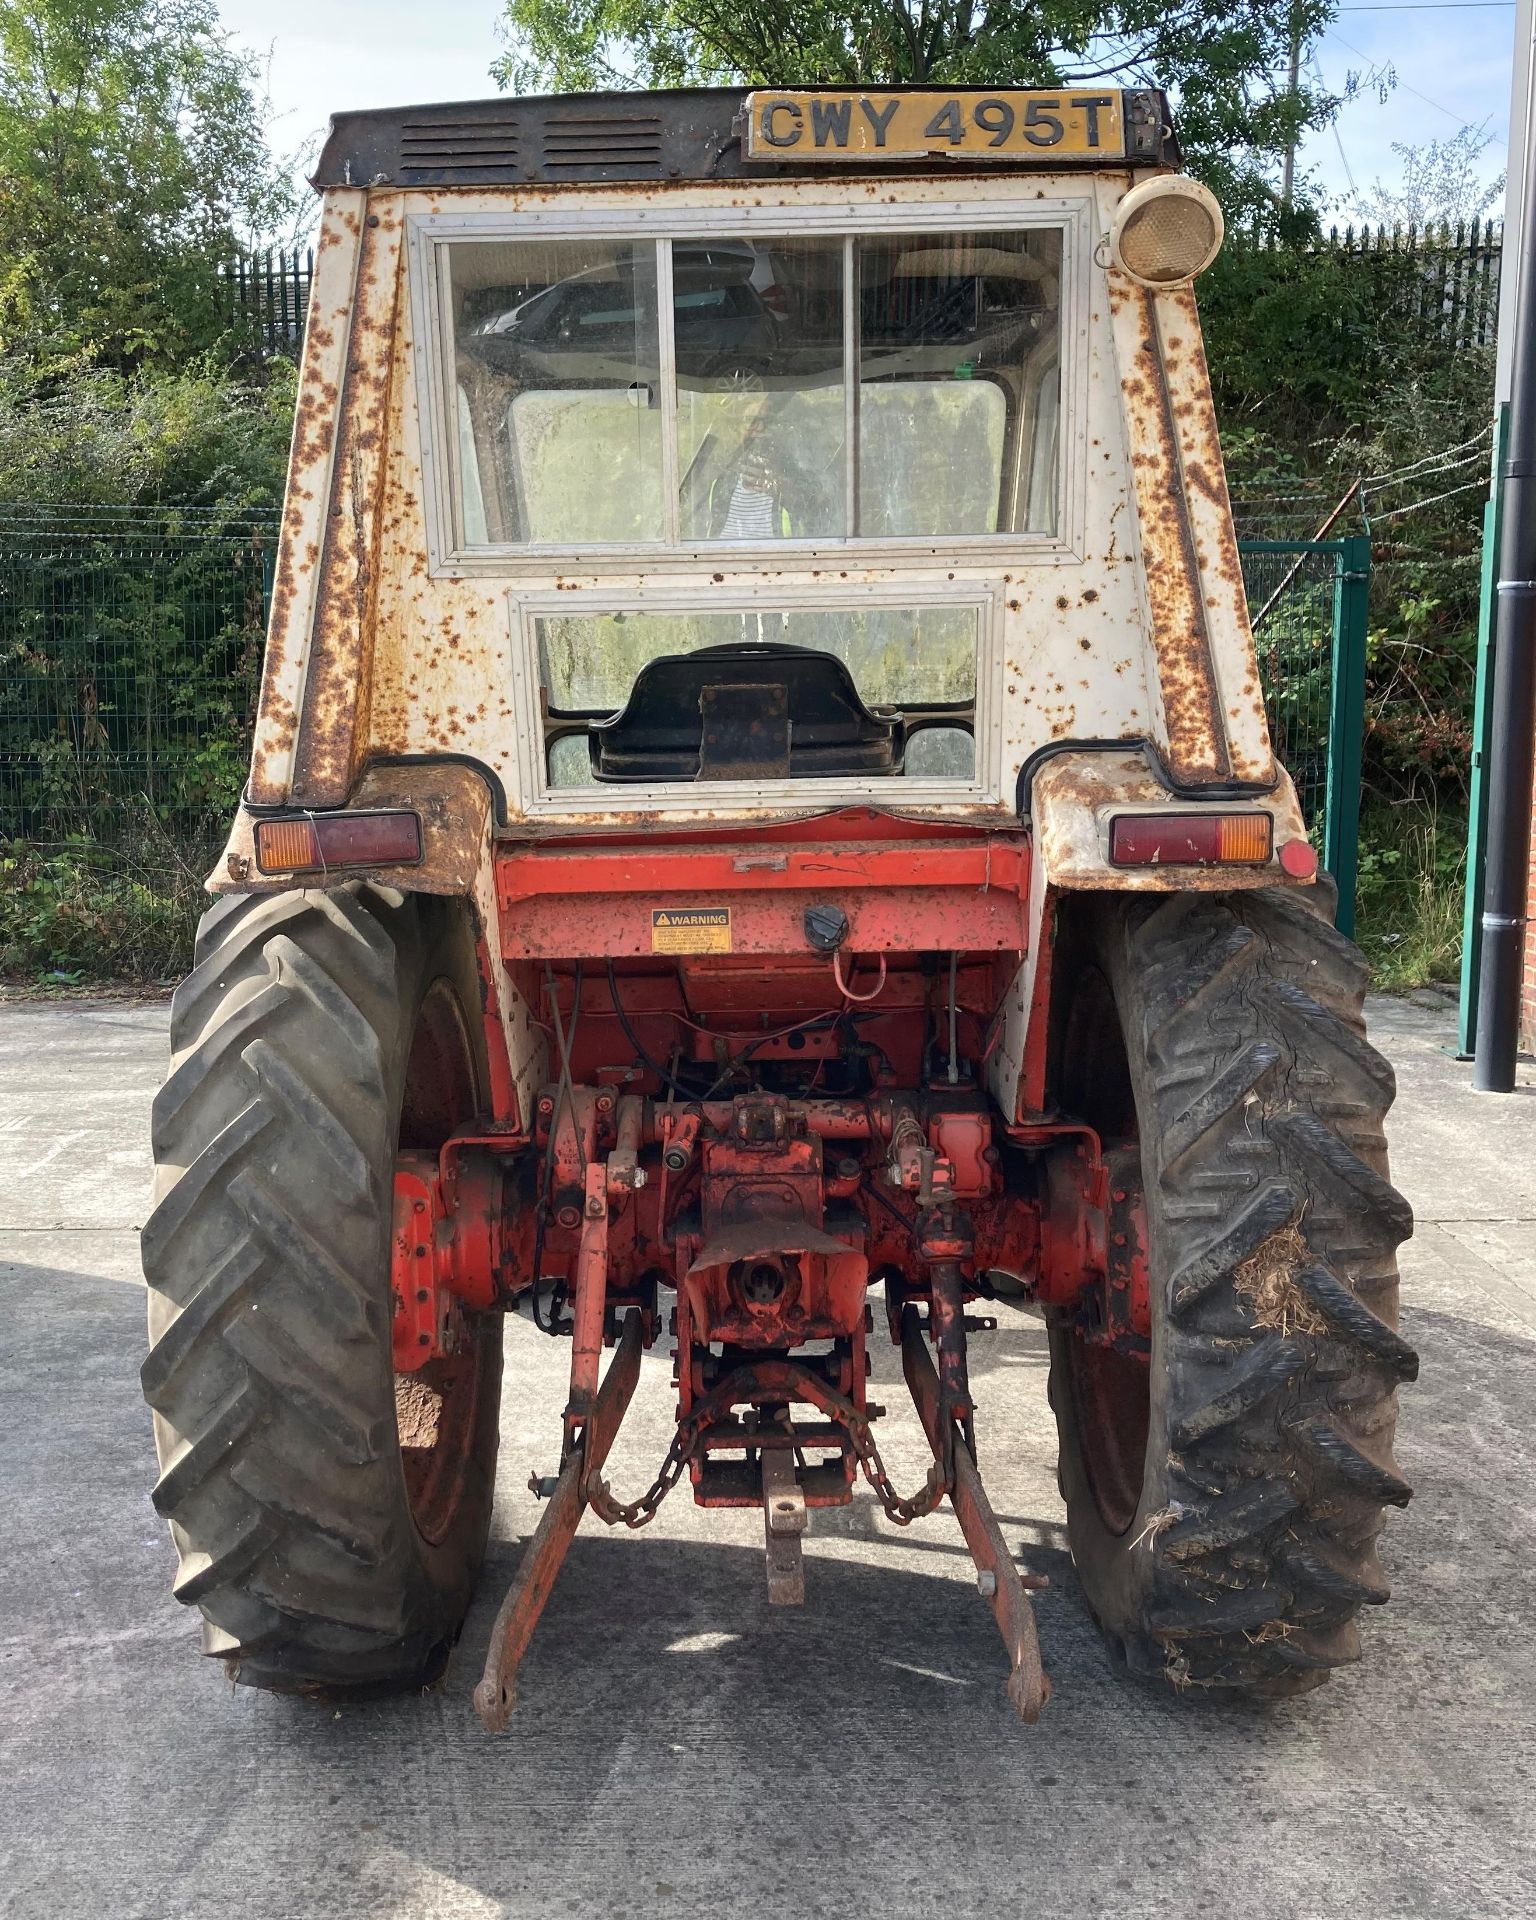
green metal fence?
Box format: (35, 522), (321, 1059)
(0, 509), (1368, 977)
(0, 506), (275, 975)
(1238, 536), (1371, 936)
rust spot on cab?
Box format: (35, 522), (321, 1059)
(289, 200), (406, 807)
(1116, 282), (1230, 787)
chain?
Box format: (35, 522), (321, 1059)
(580, 1376), (954, 1531)
(845, 1407), (952, 1526)
(583, 1419), (697, 1529)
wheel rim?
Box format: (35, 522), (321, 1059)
(394, 980), (492, 1547)
(1056, 961), (1152, 1539)
(1063, 1335), (1150, 1537)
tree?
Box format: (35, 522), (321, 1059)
(492, 0), (1343, 218)
(0, 0), (303, 369)
(1346, 127), (1506, 230)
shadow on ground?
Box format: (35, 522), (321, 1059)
(3, 1225), (1534, 1919)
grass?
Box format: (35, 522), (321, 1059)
(0, 838), (205, 984)
(1352, 800), (1466, 993)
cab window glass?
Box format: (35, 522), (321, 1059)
(441, 224), (1062, 548)
(449, 237), (662, 543)
(535, 604), (979, 789)
(857, 229), (1061, 536)
(675, 236), (846, 542)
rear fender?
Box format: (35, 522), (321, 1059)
(214, 761), (493, 899)
(985, 748), (1313, 1121)
(212, 763), (544, 1130)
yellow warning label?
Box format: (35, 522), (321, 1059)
(651, 907), (733, 955)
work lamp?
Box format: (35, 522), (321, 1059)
(1110, 176), (1225, 286)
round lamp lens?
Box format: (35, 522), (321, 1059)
(1110, 179), (1225, 286)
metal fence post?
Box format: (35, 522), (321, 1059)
(1325, 535), (1371, 937)
(1459, 404), (1509, 1056)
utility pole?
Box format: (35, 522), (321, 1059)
(1281, 3), (1302, 210)
(1472, 0), (1536, 1091)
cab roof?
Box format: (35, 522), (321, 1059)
(311, 85), (1177, 191)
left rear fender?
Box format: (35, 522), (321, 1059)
(213, 762), (545, 1130)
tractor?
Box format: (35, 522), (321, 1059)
(140, 84), (1416, 1724)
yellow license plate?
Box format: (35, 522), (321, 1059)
(743, 89), (1126, 162)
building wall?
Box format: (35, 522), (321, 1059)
(1524, 800), (1536, 1053)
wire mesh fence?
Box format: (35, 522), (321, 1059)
(1239, 542), (1338, 824)
(0, 506), (277, 977)
(0, 506), (1365, 978)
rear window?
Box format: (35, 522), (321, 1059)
(441, 226), (1063, 552)
(525, 599), (985, 792)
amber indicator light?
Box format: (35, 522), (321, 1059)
(254, 817), (320, 873)
(1109, 812), (1273, 868)
(254, 810), (423, 875)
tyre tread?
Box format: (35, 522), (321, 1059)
(142, 884), (495, 1694)
(1052, 885), (1415, 1695)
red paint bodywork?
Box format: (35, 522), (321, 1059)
(396, 813), (1147, 1486)
(395, 812), (1158, 1732)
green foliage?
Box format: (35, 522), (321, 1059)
(1354, 799), (1466, 990)
(493, 0), (1342, 217)
(1207, 236), (1493, 812)
(0, 0), (303, 982)
(0, 352), (290, 869)
(0, 353), (296, 508)
(1351, 347), (1492, 800)
(0, 0), (304, 370)
(0, 359), (283, 981)
(1207, 226), (1491, 987)
(1203, 242), (1403, 438)
(0, 830), (204, 979)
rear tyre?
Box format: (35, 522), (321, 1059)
(141, 884), (503, 1693)
(1046, 884), (1416, 1695)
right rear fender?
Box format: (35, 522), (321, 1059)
(985, 747), (1315, 1121)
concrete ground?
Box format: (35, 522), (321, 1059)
(1, 993), (1533, 1920)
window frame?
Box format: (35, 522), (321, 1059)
(505, 578), (1006, 817)
(408, 194), (1093, 577)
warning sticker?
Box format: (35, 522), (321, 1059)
(651, 907), (732, 955)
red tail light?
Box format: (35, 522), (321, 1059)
(254, 810), (423, 875)
(1109, 812), (1273, 868)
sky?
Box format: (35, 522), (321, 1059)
(217, 0), (1521, 223)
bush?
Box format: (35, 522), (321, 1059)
(1354, 799), (1467, 991)
(1206, 233), (1492, 990)
(0, 355), (288, 984)
(0, 355), (295, 510)
(0, 832), (210, 981)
